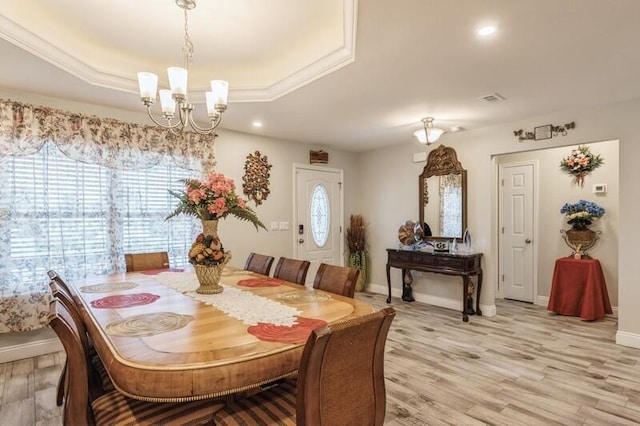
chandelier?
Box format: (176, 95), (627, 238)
(413, 117), (445, 145)
(136, 0), (228, 135)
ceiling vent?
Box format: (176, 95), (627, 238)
(481, 93), (506, 103)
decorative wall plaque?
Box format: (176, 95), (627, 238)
(310, 150), (329, 164)
(242, 150), (272, 205)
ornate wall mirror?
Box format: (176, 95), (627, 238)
(419, 145), (467, 239)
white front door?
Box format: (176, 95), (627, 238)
(500, 162), (536, 302)
(294, 165), (344, 286)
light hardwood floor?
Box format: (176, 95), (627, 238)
(1, 293), (639, 425)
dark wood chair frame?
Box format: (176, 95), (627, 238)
(312, 263), (360, 298)
(273, 257), (311, 285)
(244, 252), (275, 276)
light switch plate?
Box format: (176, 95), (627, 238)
(270, 221), (279, 231)
(279, 222), (289, 230)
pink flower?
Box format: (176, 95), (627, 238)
(207, 197), (228, 217)
(237, 197), (247, 208)
(187, 188), (206, 204)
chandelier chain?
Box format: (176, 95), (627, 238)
(183, 9), (194, 70)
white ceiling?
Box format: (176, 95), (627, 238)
(1, 0), (640, 152)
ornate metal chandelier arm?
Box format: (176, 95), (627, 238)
(187, 111), (222, 134)
(145, 105), (184, 130)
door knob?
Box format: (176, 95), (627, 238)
(298, 238), (305, 244)
(525, 238), (532, 244)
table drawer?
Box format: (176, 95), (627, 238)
(436, 256), (466, 269)
(388, 251), (412, 263)
(412, 252), (437, 266)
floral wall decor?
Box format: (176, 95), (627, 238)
(242, 150), (272, 205)
(559, 145), (604, 187)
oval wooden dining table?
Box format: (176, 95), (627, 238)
(72, 267), (375, 402)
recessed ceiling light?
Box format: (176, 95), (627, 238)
(478, 26), (496, 36)
(252, 121), (263, 128)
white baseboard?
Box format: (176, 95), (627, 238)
(536, 295), (549, 307)
(0, 336), (63, 364)
(367, 282), (496, 317)
(616, 331), (640, 349)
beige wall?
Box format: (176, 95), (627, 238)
(360, 97), (640, 348)
(3, 86), (640, 349)
(495, 141), (619, 305)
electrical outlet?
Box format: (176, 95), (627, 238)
(279, 222), (289, 230)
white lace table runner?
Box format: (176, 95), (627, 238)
(152, 271), (301, 326)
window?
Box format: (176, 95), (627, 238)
(310, 184), (330, 247)
(0, 142), (198, 289)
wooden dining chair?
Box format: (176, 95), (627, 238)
(47, 269), (74, 299)
(313, 263), (360, 298)
(273, 257), (311, 285)
(244, 252), (275, 276)
(125, 251), (170, 272)
(49, 281), (114, 398)
(212, 307), (396, 426)
(48, 299), (226, 425)
(47, 269), (91, 406)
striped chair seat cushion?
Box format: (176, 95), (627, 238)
(212, 380), (297, 426)
(92, 390), (225, 426)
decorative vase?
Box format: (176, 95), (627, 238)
(190, 219), (232, 294)
(561, 227), (600, 257)
(349, 250), (368, 292)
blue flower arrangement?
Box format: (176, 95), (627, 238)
(560, 200), (605, 230)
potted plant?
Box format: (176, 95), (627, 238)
(560, 199), (605, 257)
(167, 173), (266, 293)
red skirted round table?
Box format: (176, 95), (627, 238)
(547, 258), (613, 321)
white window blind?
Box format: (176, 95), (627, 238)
(0, 142), (198, 288)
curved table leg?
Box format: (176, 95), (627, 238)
(462, 276), (469, 322)
(476, 270), (483, 316)
(386, 264), (392, 303)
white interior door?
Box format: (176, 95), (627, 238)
(500, 162), (536, 302)
(294, 165), (344, 286)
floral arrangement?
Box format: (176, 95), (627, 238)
(166, 173), (266, 231)
(559, 145), (604, 187)
(560, 200), (605, 230)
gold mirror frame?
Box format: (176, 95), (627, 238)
(418, 145), (467, 239)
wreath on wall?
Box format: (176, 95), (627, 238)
(242, 150), (272, 205)
(559, 145), (604, 187)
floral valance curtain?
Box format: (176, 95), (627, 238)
(0, 98), (216, 173)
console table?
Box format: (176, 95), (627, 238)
(386, 248), (483, 322)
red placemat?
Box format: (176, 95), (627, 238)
(247, 317), (327, 344)
(237, 277), (284, 287)
(90, 293), (160, 309)
(140, 268), (184, 275)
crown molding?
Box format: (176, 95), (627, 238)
(0, 0), (357, 102)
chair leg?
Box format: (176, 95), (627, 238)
(56, 360), (67, 406)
